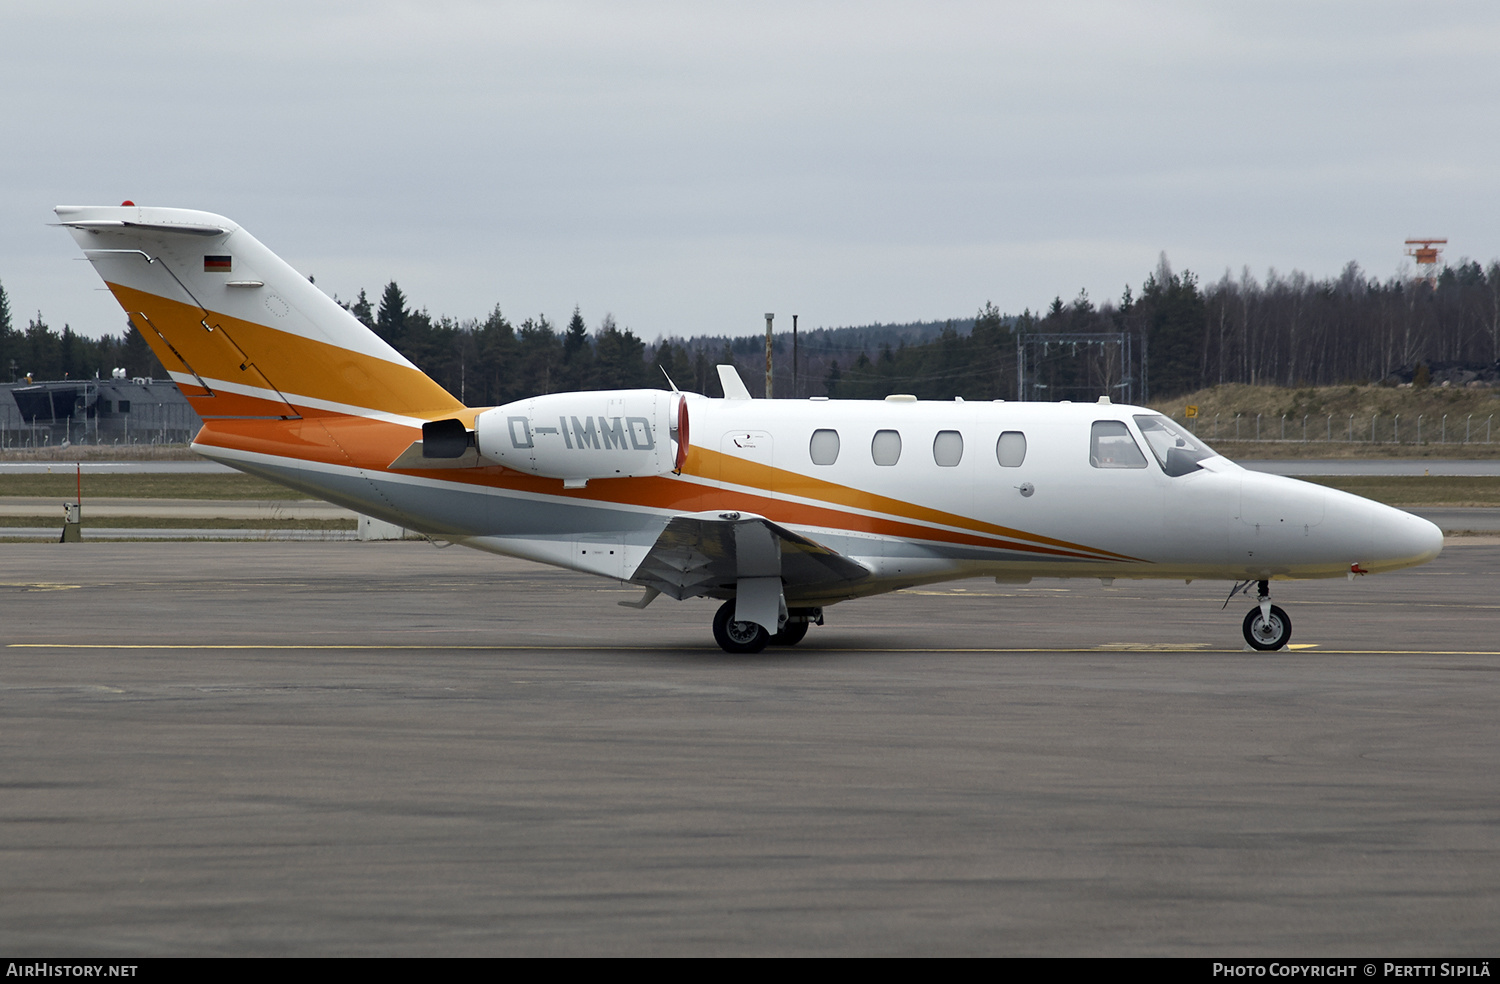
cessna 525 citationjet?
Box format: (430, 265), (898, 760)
(57, 205), (1444, 653)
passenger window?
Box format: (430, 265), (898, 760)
(871, 429), (902, 466)
(1090, 420), (1147, 468)
(996, 431), (1026, 467)
(809, 428), (840, 465)
(932, 430), (963, 467)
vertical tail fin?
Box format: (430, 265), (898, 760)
(56, 205), (463, 422)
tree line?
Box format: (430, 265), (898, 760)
(0, 280), (162, 384)
(817, 256), (1500, 401)
(5, 252), (1500, 402)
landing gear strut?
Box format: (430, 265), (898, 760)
(769, 608), (821, 647)
(1241, 579), (1292, 651)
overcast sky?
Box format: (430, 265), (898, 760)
(4, 1), (1498, 342)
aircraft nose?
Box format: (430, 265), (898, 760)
(1372, 505), (1444, 570)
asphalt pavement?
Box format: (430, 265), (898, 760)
(2, 540), (1496, 955)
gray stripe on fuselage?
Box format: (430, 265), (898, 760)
(225, 454), (1108, 566)
(226, 457), (668, 539)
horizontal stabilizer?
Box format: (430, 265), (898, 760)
(57, 218), (228, 236)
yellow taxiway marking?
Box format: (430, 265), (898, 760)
(1095, 642), (1214, 651)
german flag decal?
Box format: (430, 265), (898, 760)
(204, 255), (232, 272)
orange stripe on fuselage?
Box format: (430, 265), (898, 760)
(196, 415), (1135, 563)
(181, 385), (301, 419)
(703, 448), (1139, 561)
(109, 283), (463, 417)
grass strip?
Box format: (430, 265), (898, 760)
(0, 515), (355, 530)
(1297, 475), (1500, 507)
(0, 473), (312, 500)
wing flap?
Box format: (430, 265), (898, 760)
(631, 512), (869, 600)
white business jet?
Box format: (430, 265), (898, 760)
(57, 205), (1444, 652)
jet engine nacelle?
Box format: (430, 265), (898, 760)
(473, 389), (688, 480)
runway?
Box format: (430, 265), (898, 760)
(2, 540), (1498, 955)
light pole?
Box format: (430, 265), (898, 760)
(792, 314), (799, 400)
(764, 313), (774, 398)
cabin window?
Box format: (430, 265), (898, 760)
(996, 431), (1026, 467)
(932, 430), (963, 467)
(1090, 420), (1147, 468)
(118, 400), (131, 413)
(871, 429), (902, 466)
(809, 428), (840, 465)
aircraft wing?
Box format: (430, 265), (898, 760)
(630, 512), (871, 602)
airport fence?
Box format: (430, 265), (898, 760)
(1, 379), (199, 449)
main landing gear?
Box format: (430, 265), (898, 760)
(1235, 579), (1292, 651)
(711, 600), (819, 654)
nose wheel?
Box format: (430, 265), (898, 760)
(1242, 603), (1291, 651)
(1238, 579), (1291, 651)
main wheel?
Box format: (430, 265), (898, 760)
(713, 600), (770, 654)
(1242, 604), (1292, 651)
(769, 621), (809, 646)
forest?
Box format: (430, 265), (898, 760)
(3, 253), (1499, 403)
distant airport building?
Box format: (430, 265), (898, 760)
(0, 375), (200, 448)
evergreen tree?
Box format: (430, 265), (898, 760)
(25, 313), (57, 380)
(123, 320), (165, 379)
(650, 340), (694, 391)
(375, 281), (408, 350)
(471, 305), (517, 405)
(516, 315), (560, 396)
(560, 306), (594, 390)
(594, 314), (650, 389)
(348, 288), (374, 329)
(1138, 263), (1206, 398)
(692, 347), (711, 395)
(59, 324), (77, 379)
(0, 279), (15, 381)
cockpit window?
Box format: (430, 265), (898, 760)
(1133, 414), (1217, 476)
(1090, 420), (1148, 468)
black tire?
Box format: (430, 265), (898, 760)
(769, 621), (810, 646)
(1242, 604), (1292, 651)
(713, 600), (770, 654)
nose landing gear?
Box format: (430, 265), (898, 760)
(1232, 579), (1292, 651)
